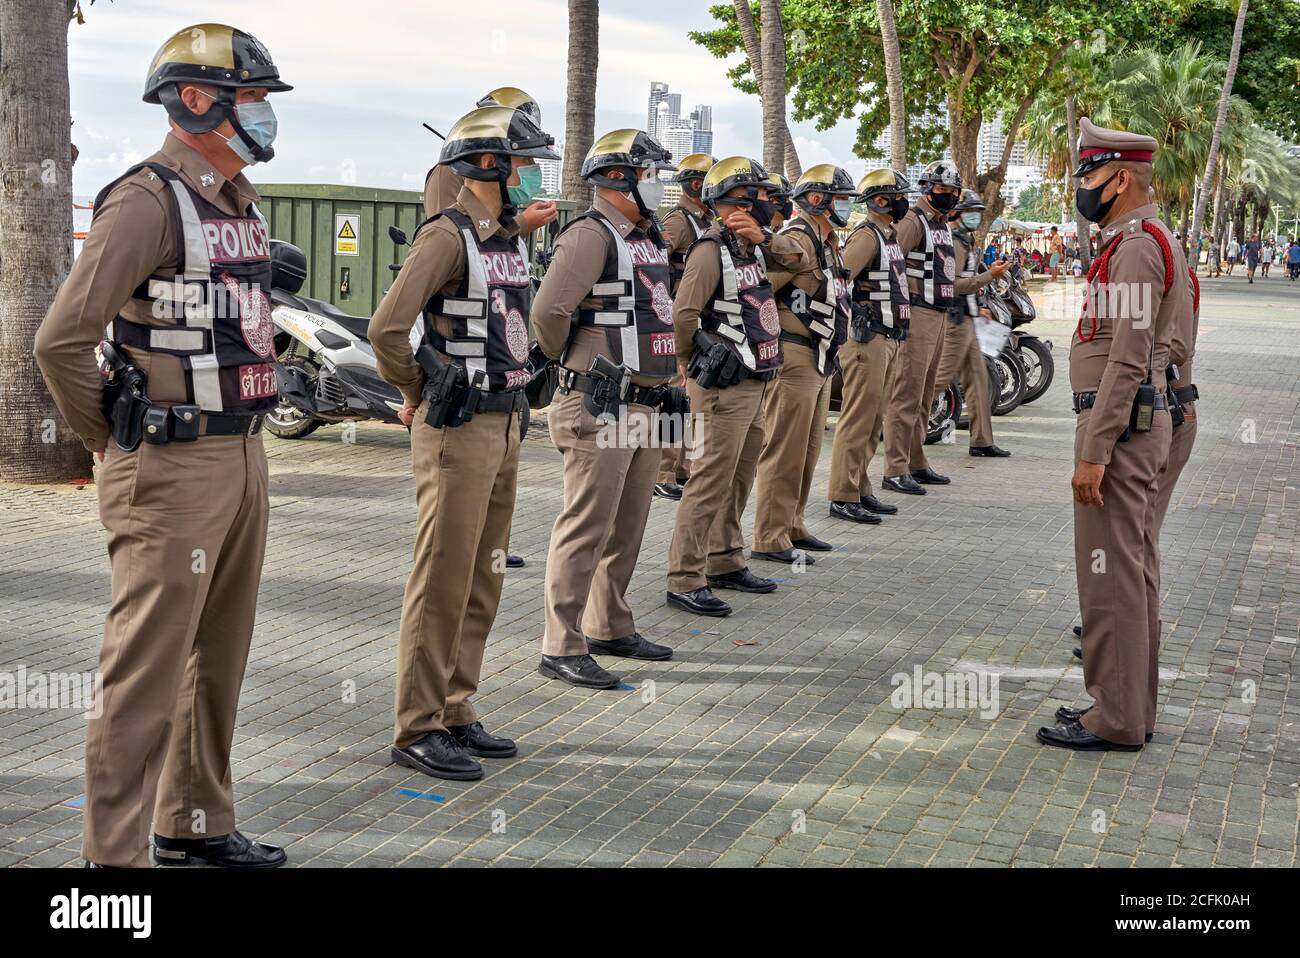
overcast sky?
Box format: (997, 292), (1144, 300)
(68, 0), (868, 197)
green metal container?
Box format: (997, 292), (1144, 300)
(257, 183), (583, 318)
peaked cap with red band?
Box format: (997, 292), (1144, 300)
(1072, 117), (1159, 177)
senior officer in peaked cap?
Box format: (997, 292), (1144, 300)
(1038, 118), (1190, 751)
(34, 23), (291, 868)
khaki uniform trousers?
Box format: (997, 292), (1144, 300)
(656, 443), (691, 485)
(1075, 409), (1172, 746)
(829, 334), (900, 502)
(543, 390), (660, 656)
(666, 375), (768, 593)
(1153, 412), (1197, 533)
(884, 305), (946, 476)
(754, 342), (832, 553)
(394, 402), (520, 748)
(931, 317), (993, 449)
(86, 434), (267, 867)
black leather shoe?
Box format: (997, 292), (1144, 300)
(1055, 704), (1092, 723)
(751, 547), (815, 566)
(153, 830), (288, 868)
(1052, 707), (1152, 742)
(911, 467), (950, 485)
(1035, 720), (1142, 751)
(391, 730), (484, 781)
(969, 445), (1011, 458)
(792, 534), (833, 551)
(587, 633), (673, 661)
(1073, 646), (1082, 660)
(654, 482), (683, 500)
(538, 653), (619, 688)
(707, 567), (777, 594)
(505, 554), (525, 568)
(447, 720), (517, 758)
(860, 494), (898, 515)
(1072, 624), (1082, 637)
(883, 474), (926, 495)
(666, 587), (732, 617)
(830, 501), (882, 524)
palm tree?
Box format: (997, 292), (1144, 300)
(759, 0), (788, 176)
(876, 0), (906, 173)
(1189, 0), (1249, 262)
(561, 0), (598, 205)
(0, 0), (87, 482)
(731, 0), (800, 177)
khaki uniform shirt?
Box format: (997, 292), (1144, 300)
(953, 233), (996, 296)
(842, 215), (894, 281)
(34, 134), (261, 453)
(424, 164), (521, 238)
(1069, 203), (1188, 465)
(670, 225), (809, 363)
(369, 186), (508, 407)
(531, 195), (667, 387)
(661, 203), (710, 263)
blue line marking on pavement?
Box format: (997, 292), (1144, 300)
(63, 796), (85, 809)
(396, 788), (445, 803)
(613, 682), (635, 691)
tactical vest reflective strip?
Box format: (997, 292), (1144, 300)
(777, 220), (838, 373)
(712, 243), (759, 371)
(427, 215), (530, 386)
(104, 164), (268, 413)
(576, 213), (642, 372)
(858, 222), (896, 329)
(905, 213), (950, 306)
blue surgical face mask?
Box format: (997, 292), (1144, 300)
(508, 164), (543, 208)
(205, 93), (278, 164)
(830, 198), (854, 227)
(960, 212), (983, 231)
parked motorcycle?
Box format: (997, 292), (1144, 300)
(990, 266), (1054, 405)
(265, 237), (406, 439)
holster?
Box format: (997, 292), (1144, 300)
(579, 354), (631, 421)
(687, 329), (743, 389)
(416, 343), (470, 429)
(523, 341), (558, 410)
(849, 306), (876, 344)
(657, 385), (690, 444)
(99, 341), (152, 452)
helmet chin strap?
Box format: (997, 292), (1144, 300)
(163, 85), (274, 163)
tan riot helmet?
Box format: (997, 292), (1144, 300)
(793, 163), (858, 227)
(857, 167), (912, 223)
(673, 152), (717, 199)
(143, 23), (292, 162)
(582, 129), (676, 216)
(477, 87), (541, 127)
(439, 105), (561, 213)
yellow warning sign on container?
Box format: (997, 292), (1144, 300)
(335, 213), (360, 256)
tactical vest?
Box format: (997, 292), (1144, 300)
(904, 207), (956, 310)
(567, 209), (677, 380)
(694, 234), (783, 374)
(666, 207), (708, 292)
(420, 208), (532, 392)
(97, 161), (278, 414)
(953, 231), (981, 319)
(849, 220), (911, 342)
(774, 219), (850, 374)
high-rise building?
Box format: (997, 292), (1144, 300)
(647, 83), (712, 157)
(538, 143), (562, 197)
(647, 81), (670, 134)
(659, 123), (696, 181)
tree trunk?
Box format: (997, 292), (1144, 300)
(733, 0), (801, 177)
(876, 0), (906, 173)
(1179, 194), (1190, 247)
(0, 0), (86, 482)
(1211, 158), (1227, 258)
(758, 0), (787, 176)
(1065, 93), (1092, 266)
(1188, 0), (1248, 263)
(560, 0), (598, 205)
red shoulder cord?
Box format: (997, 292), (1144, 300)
(1077, 233), (1124, 342)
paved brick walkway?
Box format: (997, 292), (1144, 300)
(1, 275), (1297, 867)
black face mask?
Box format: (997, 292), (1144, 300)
(886, 195), (909, 222)
(775, 198), (793, 220)
(1076, 172), (1119, 224)
(746, 198), (775, 229)
(928, 190), (959, 213)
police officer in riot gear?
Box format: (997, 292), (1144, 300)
(654, 151), (717, 501)
(370, 105), (560, 779)
(35, 23), (291, 868)
(664, 157), (806, 617)
(751, 164), (853, 563)
(530, 129), (680, 688)
(828, 168), (913, 522)
(768, 172), (794, 230)
(883, 159), (962, 495)
(932, 189), (1011, 457)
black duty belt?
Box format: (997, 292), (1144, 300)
(1172, 384), (1199, 405)
(202, 412), (265, 437)
(472, 389), (528, 414)
(1073, 391), (1168, 415)
(871, 322), (907, 340)
(559, 367), (669, 407)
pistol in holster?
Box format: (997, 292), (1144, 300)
(416, 343), (470, 429)
(98, 340), (153, 451)
(582, 354), (631, 422)
(687, 329), (742, 389)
